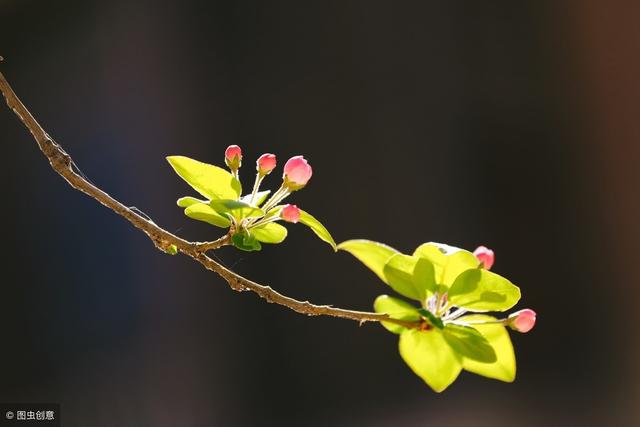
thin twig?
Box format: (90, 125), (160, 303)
(0, 69), (420, 330)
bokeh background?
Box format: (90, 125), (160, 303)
(1, 1), (639, 426)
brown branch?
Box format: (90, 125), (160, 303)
(0, 69), (421, 330)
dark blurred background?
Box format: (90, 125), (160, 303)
(1, 1), (639, 426)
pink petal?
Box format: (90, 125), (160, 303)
(257, 153), (277, 174)
(281, 204), (301, 223)
(473, 245), (495, 270)
(509, 309), (536, 333)
(283, 155), (312, 187)
(225, 145), (242, 161)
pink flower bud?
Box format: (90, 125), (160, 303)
(225, 145), (242, 170)
(283, 155), (312, 190)
(257, 153), (277, 175)
(281, 204), (301, 223)
(473, 245), (495, 270)
(507, 309), (536, 333)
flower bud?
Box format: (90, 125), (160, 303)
(224, 145), (242, 171)
(473, 245), (495, 270)
(281, 204), (301, 223)
(507, 309), (536, 333)
(257, 153), (277, 175)
(283, 155), (312, 190)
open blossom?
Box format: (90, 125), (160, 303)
(473, 245), (495, 270)
(507, 309), (536, 333)
(283, 156), (312, 190)
(257, 153), (277, 175)
(281, 204), (301, 223)
(225, 145), (242, 170)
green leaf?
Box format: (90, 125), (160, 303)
(337, 240), (400, 283)
(399, 329), (462, 392)
(442, 324), (497, 363)
(167, 155), (241, 200)
(250, 222), (288, 244)
(448, 269), (520, 312)
(298, 209), (336, 251)
(209, 199), (264, 221)
(417, 308), (444, 329)
(458, 315), (516, 382)
(382, 254), (436, 301)
(413, 242), (479, 287)
(373, 295), (420, 334)
(184, 203), (232, 228)
(177, 196), (207, 208)
(231, 233), (262, 251)
(240, 190), (271, 207)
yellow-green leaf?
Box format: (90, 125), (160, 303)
(399, 328), (462, 392)
(177, 196), (207, 208)
(250, 222), (288, 244)
(373, 295), (420, 334)
(209, 199), (264, 221)
(298, 209), (336, 250)
(167, 155), (241, 200)
(184, 203), (232, 228)
(413, 242), (479, 287)
(448, 269), (521, 312)
(382, 254), (436, 301)
(442, 324), (497, 363)
(458, 315), (516, 382)
(337, 240), (400, 284)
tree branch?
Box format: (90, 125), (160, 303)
(0, 69), (421, 330)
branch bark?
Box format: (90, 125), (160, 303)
(0, 69), (420, 330)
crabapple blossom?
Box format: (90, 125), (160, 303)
(281, 204), (301, 223)
(474, 245), (495, 270)
(257, 153), (277, 175)
(283, 155), (312, 190)
(225, 145), (242, 173)
(507, 309), (537, 333)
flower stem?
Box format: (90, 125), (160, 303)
(248, 215), (280, 229)
(443, 308), (467, 321)
(261, 184), (289, 212)
(249, 173), (263, 205)
(450, 318), (507, 326)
